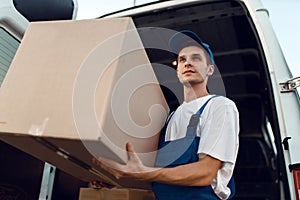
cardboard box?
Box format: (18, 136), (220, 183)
(79, 188), (156, 200)
(0, 18), (168, 189)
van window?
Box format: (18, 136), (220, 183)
(0, 28), (19, 86)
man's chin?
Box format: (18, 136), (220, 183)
(180, 79), (204, 86)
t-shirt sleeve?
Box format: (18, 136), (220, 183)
(197, 99), (239, 164)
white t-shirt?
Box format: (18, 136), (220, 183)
(165, 95), (239, 199)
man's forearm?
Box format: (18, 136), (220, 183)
(131, 155), (221, 187)
(93, 143), (221, 187)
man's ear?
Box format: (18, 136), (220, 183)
(207, 65), (215, 76)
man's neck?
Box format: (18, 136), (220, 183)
(183, 84), (209, 103)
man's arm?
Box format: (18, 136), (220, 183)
(92, 142), (222, 187)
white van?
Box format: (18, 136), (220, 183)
(101, 1), (300, 200)
(0, 0), (299, 199)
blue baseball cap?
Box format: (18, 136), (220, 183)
(169, 30), (215, 65)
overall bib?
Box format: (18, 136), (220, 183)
(152, 96), (235, 200)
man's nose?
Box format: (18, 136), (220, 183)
(184, 59), (192, 67)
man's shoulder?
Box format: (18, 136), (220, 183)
(212, 95), (238, 110)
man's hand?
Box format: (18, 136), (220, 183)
(92, 142), (156, 180)
(92, 142), (221, 186)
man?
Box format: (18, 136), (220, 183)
(93, 30), (239, 199)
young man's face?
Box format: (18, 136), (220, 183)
(176, 45), (214, 86)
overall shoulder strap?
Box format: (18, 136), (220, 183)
(166, 111), (175, 125)
(187, 95), (218, 128)
(158, 110), (175, 147)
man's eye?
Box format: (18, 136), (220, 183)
(192, 56), (201, 61)
(178, 57), (186, 62)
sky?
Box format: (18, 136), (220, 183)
(76, 0), (300, 77)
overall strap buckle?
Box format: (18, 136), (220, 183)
(186, 95), (218, 137)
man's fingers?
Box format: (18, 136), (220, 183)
(126, 142), (138, 160)
(126, 142), (134, 152)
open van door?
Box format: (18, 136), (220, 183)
(246, 1), (300, 199)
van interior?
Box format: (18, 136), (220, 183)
(0, 0), (288, 199)
(128, 1), (287, 199)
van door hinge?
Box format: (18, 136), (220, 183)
(282, 137), (291, 150)
(279, 76), (300, 93)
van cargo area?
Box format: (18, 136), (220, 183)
(112, 0), (288, 199)
(0, 0), (291, 200)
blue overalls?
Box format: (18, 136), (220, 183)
(152, 96), (235, 200)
